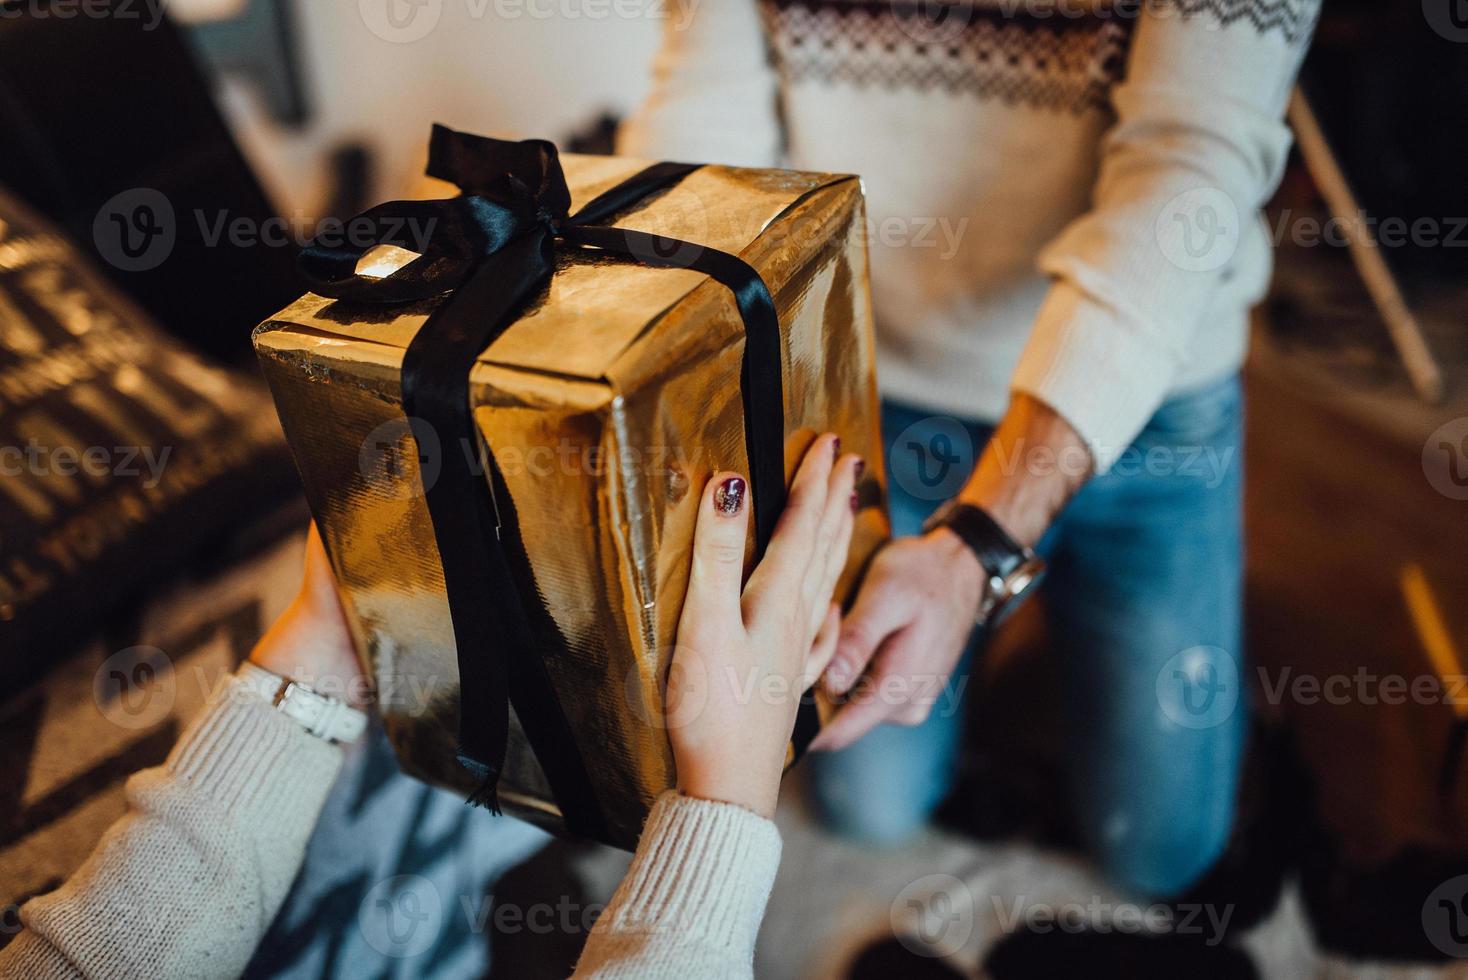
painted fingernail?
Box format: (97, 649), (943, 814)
(831, 435), (841, 460)
(714, 476), (746, 516)
(850, 490), (859, 512)
(853, 458), (865, 480)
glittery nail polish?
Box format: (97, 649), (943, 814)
(853, 458), (865, 480)
(714, 476), (746, 516)
(831, 435), (841, 461)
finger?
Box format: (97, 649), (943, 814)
(808, 695), (890, 752)
(745, 433), (839, 605)
(801, 603), (842, 687)
(893, 703), (933, 727)
(807, 636), (907, 751)
(821, 569), (910, 696)
(807, 455), (860, 642)
(898, 645), (954, 727)
(803, 453), (860, 638)
(684, 471), (751, 630)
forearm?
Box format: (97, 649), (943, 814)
(572, 792), (781, 979)
(1013, 2), (1316, 468)
(957, 392), (1092, 549)
(1, 675), (342, 979)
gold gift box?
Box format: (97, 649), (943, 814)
(253, 154), (888, 847)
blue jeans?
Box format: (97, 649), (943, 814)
(807, 376), (1247, 898)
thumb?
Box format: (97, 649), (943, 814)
(823, 579), (909, 696)
(683, 472), (751, 631)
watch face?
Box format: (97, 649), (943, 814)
(983, 556), (1046, 628)
(1007, 557), (1046, 599)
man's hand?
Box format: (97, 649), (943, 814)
(808, 527), (984, 751)
(810, 393), (1091, 752)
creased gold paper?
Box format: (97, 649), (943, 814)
(254, 155), (888, 847)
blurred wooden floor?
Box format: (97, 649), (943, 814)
(1245, 321), (1468, 862)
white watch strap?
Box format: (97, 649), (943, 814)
(237, 662), (368, 744)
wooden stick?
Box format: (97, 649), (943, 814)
(1287, 87), (1444, 404)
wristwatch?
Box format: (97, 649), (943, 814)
(922, 501), (1046, 627)
(237, 661), (368, 744)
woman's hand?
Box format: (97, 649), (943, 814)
(248, 524), (369, 708)
(666, 433), (862, 817)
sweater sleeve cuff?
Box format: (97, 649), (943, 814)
(603, 791), (782, 953)
(1011, 280), (1181, 473)
(155, 673), (344, 840)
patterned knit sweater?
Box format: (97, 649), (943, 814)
(619, 0), (1319, 468)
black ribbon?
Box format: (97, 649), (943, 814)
(301, 125), (814, 831)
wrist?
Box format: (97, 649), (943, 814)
(248, 604), (369, 708)
(957, 483), (1045, 551)
(925, 525), (986, 602)
(958, 393), (1091, 549)
(675, 760), (780, 818)
(923, 502), (1046, 628)
(236, 661), (369, 744)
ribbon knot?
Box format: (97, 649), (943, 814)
(296, 125), (808, 837)
(538, 207), (565, 238)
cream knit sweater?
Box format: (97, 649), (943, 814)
(619, 0), (1319, 469)
(0, 677), (781, 979)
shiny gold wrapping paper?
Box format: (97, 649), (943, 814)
(253, 155), (888, 847)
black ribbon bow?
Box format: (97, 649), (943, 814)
(300, 125), (817, 833)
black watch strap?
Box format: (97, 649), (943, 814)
(923, 501), (1026, 579)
